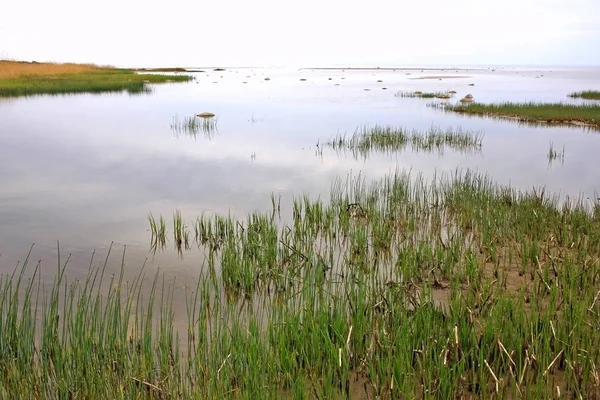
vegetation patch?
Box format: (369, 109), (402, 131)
(445, 101), (600, 128)
(0, 60), (193, 97)
(395, 90), (454, 99)
(323, 125), (483, 159)
(568, 90), (600, 100)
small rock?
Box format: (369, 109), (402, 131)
(197, 112), (216, 118)
(328, 78), (332, 80)
(468, 83), (475, 86)
(414, 91), (422, 95)
(449, 90), (457, 94)
(460, 97), (473, 103)
(364, 88), (371, 91)
(377, 80), (383, 83)
(264, 77), (271, 81)
(465, 94), (473, 99)
(382, 87), (387, 90)
(300, 78), (307, 81)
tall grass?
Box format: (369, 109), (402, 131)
(4, 170), (600, 397)
(0, 60), (105, 79)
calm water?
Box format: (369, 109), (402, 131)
(1, 66), (600, 282)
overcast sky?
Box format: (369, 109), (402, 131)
(1, 0), (598, 67)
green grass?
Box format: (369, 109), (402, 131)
(325, 125), (483, 159)
(171, 115), (219, 139)
(446, 102), (600, 128)
(0, 68), (193, 97)
(568, 90), (600, 100)
(395, 91), (454, 99)
(4, 170), (600, 398)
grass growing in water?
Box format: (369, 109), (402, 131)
(5, 170), (600, 398)
(0, 60), (193, 97)
(325, 125), (483, 159)
(395, 90), (454, 99)
(446, 101), (600, 128)
(171, 115), (219, 139)
(547, 141), (566, 164)
(568, 90), (600, 100)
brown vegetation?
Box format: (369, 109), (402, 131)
(0, 60), (109, 79)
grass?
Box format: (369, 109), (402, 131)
(568, 90), (600, 100)
(4, 169), (600, 397)
(0, 60), (193, 97)
(395, 90), (454, 99)
(547, 142), (565, 164)
(133, 67), (188, 72)
(445, 101), (600, 128)
(324, 125), (483, 159)
(171, 115), (219, 139)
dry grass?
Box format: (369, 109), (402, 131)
(0, 60), (110, 79)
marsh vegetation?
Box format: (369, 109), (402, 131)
(0, 60), (192, 97)
(324, 125), (483, 159)
(6, 169), (600, 398)
(171, 115), (219, 139)
(568, 90), (600, 100)
(446, 102), (600, 128)
(395, 91), (454, 99)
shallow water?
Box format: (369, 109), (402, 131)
(1, 66), (600, 282)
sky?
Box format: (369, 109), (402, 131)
(1, 0), (598, 67)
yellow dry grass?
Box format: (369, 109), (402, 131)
(0, 60), (112, 79)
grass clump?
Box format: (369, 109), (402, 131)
(568, 90), (600, 100)
(325, 125), (483, 159)
(547, 141), (565, 164)
(171, 115), (218, 139)
(395, 90), (454, 99)
(0, 60), (193, 97)
(446, 101), (600, 128)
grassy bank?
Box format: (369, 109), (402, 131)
(569, 90), (600, 100)
(0, 60), (193, 97)
(4, 170), (600, 398)
(446, 101), (600, 128)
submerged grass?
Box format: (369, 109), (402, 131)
(568, 90), (600, 100)
(446, 101), (600, 128)
(325, 125), (483, 159)
(0, 60), (193, 97)
(5, 170), (600, 398)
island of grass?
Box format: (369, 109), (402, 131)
(568, 90), (600, 100)
(0, 60), (193, 97)
(447, 101), (600, 128)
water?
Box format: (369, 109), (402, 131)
(1, 66), (600, 281)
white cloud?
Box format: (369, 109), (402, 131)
(1, 0), (598, 66)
